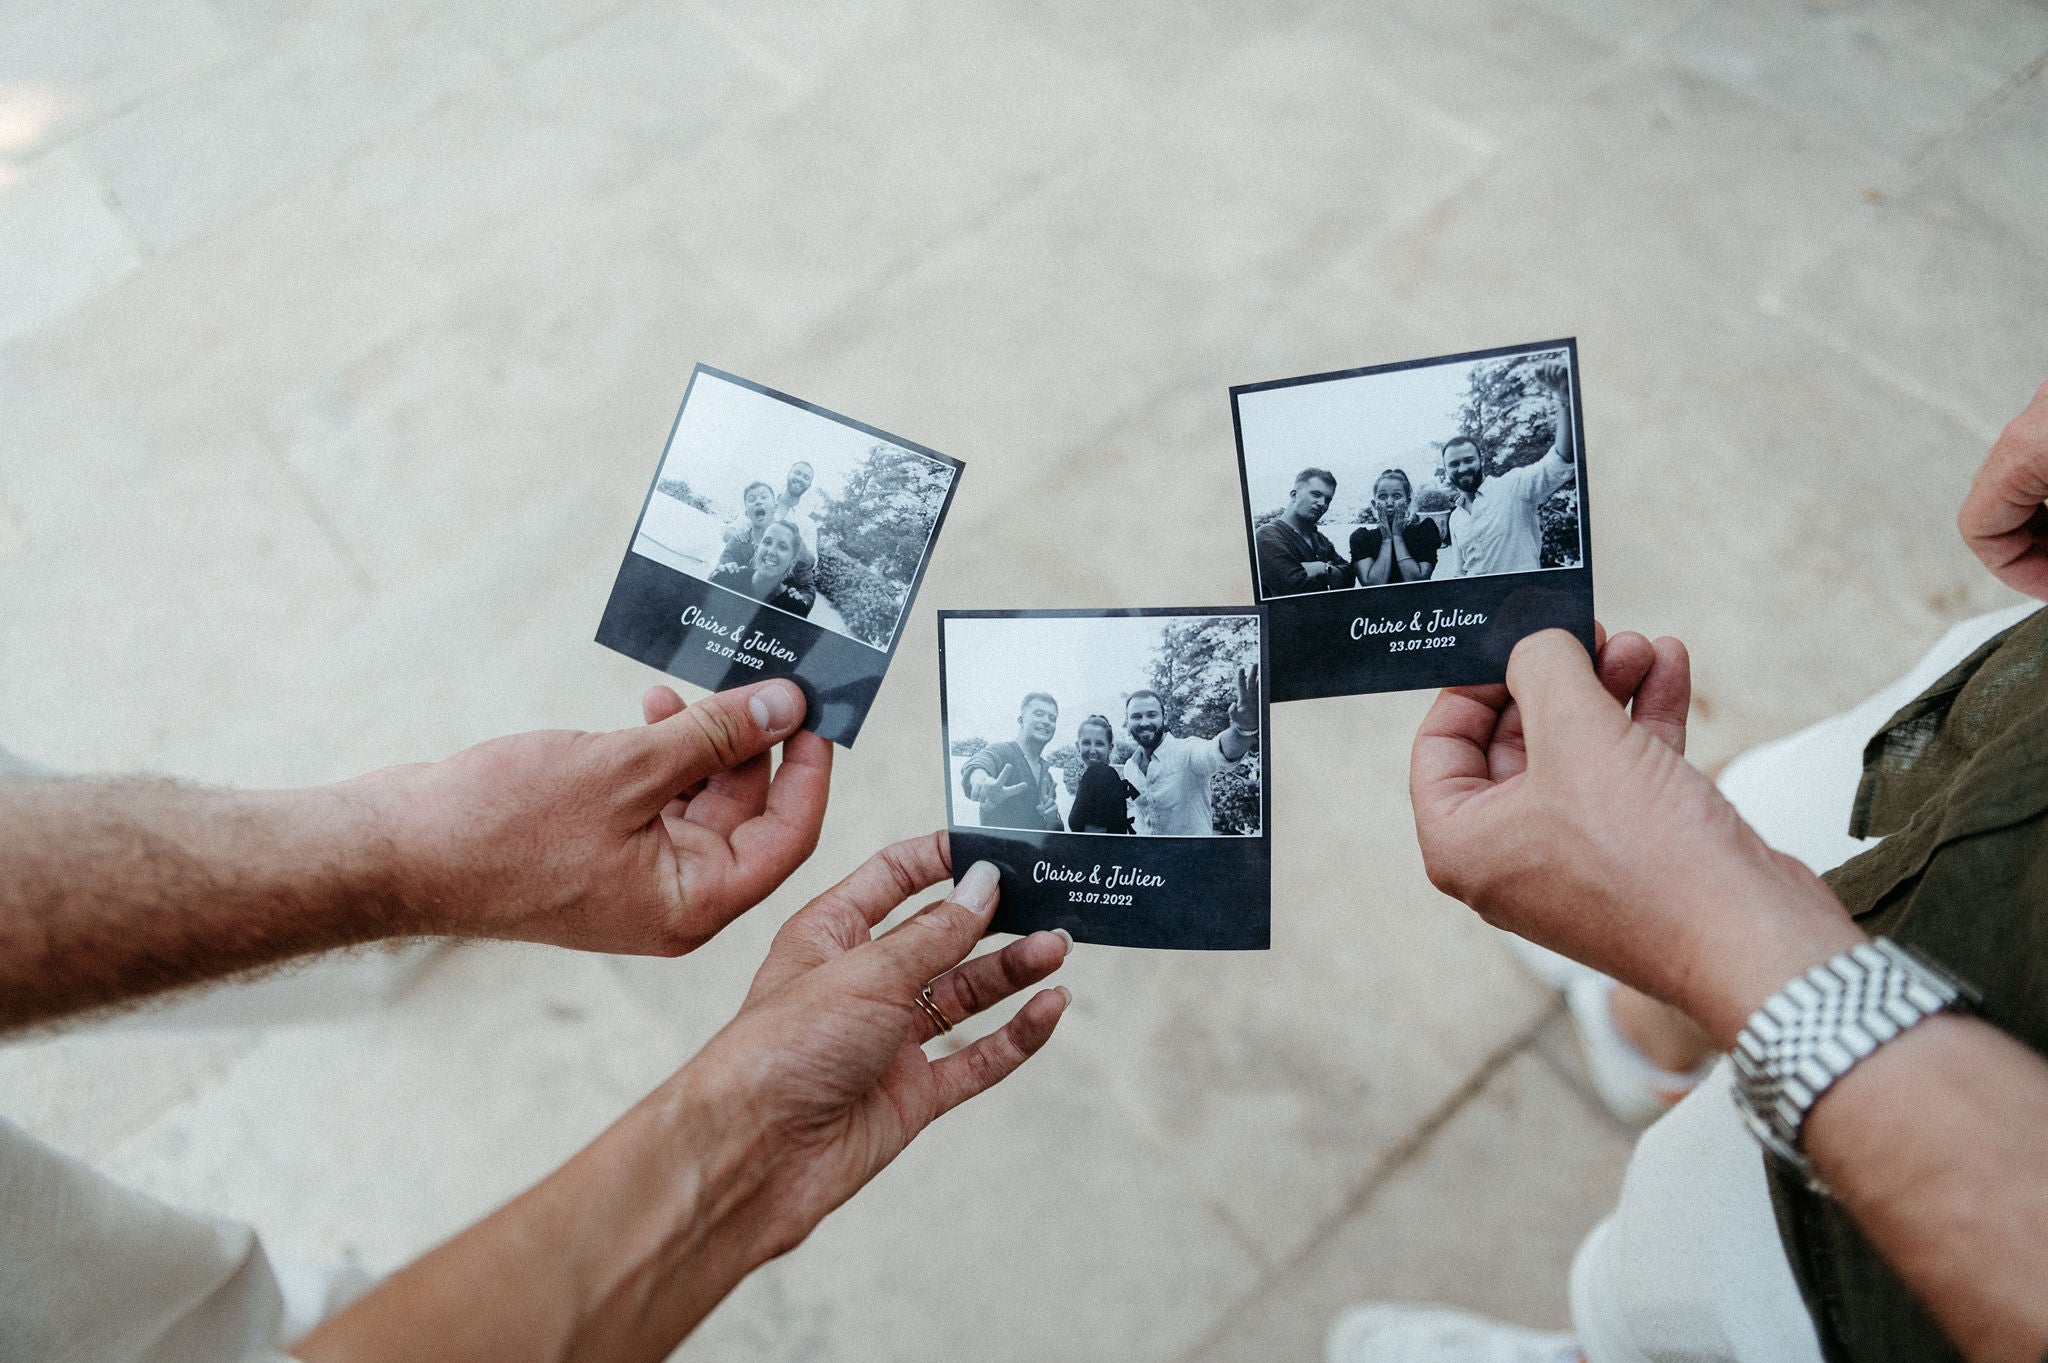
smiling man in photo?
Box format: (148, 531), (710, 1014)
(1441, 358), (1576, 579)
(1119, 667), (1258, 837)
(961, 691), (1063, 832)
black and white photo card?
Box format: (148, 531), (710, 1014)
(938, 608), (1271, 951)
(597, 365), (962, 746)
(1231, 339), (1594, 700)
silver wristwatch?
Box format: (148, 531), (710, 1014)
(1730, 937), (1973, 1192)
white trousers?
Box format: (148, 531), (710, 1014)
(1567, 602), (2040, 1363)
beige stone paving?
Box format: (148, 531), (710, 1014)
(3, 2), (2047, 1360)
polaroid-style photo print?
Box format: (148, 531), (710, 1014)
(597, 365), (962, 746)
(1231, 338), (1594, 700)
(938, 608), (1271, 951)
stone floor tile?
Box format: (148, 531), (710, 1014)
(0, 1027), (262, 1164)
(90, 941), (685, 1267)
(1772, 193), (2048, 460)
(1285, 0), (1626, 146)
(0, 147), (139, 345)
(1660, 0), (2022, 165)
(0, 0), (238, 152)
(657, 9), (1139, 341)
(1364, 62), (1892, 350)
(0, 436), (372, 783)
(81, 8), (496, 251)
(1914, 67), (2048, 245)
(511, 0), (789, 149)
(680, 1041), (1265, 1363)
(688, 0), (915, 91)
(1185, 1050), (1634, 1363)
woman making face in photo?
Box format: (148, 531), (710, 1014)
(711, 519), (815, 617)
(1351, 468), (1442, 586)
(1066, 714), (1137, 835)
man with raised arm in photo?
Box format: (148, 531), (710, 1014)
(1120, 666), (1259, 837)
(1440, 357), (1576, 579)
(1255, 467), (1351, 595)
(960, 691), (1063, 832)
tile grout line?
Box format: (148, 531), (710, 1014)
(1169, 997), (1565, 1363)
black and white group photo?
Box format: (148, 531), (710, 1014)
(1236, 344), (1583, 600)
(941, 612), (1264, 839)
(630, 367), (959, 651)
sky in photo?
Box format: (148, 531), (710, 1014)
(943, 613), (1253, 751)
(1237, 355), (1490, 522)
(654, 371), (949, 522)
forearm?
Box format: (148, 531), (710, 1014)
(1682, 895), (2048, 1362)
(1805, 1016), (2048, 1363)
(298, 1066), (779, 1363)
(0, 777), (417, 1031)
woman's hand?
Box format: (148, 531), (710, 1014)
(689, 834), (1070, 1260)
(295, 835), (1068, 1363)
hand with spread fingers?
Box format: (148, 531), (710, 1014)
(1409, 627), (1861, 1041)
(369, 677), (832, 957)
(297, 834), (1069, 1363)
(692, 834), (1070, 1254)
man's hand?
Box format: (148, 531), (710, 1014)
(372, 677), (831, 956)
(972, 763), (1032, 806)
(1959, 378), (2048, 599)
(1532, 357), (1570, 399)
(1228, 665), (1259, 732)
(1409, 628), (1860, 1043)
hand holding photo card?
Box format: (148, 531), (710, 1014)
(939, 608), (1271, 951)
(1232, 339), (1595, 699)
(597, 366), (961, 746)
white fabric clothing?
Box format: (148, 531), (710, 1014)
(1445, 448), (1573, 578)
(1121, 730), (1237, 836)
(1567, 601), (2039, 1363)
(0, 1115), (330, 1362)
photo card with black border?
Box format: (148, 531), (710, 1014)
(1231, 338), (1594, 700)
(938, 607), (1271, 951)
(597, 365), (962, 747)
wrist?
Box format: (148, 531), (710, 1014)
(1674, 863), (1869, 1050)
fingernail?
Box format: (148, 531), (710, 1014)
(1053, 985), (1073, 1007)
(1053, 928), (1075, 955)
(952, 860), (999, 912)
(748, 680), (802, 733)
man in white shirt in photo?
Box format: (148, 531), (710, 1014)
(1118, 668), (1259, 837)
(1442, 358), (1576, 579)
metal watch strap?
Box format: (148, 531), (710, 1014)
(1730, 937), (1971, 1192)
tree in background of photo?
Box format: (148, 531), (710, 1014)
(1450, 351), (1580, 568)
(813, 444), (952, 646)
(949, 735), (988, 758)
(1147, 618), (1262, 836)
(654, 476), (720, 517)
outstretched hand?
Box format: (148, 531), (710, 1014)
(1409, 628), (1858, 1041)
(1229, 664), (1260, 731)
(368, 678), (831, 955)
(1960, 378), (2048, 600)
(688, 834), (1069, 1257)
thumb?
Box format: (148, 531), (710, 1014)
(1503, 630), (1630, 762)
(602, 679), (807, 813)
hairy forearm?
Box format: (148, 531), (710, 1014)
(1682, 892), (2048, 1362)
(298, 1064), (781, 1363)
(1807, 1016), (2048, 1363)
(0, 777), (416, 1031)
